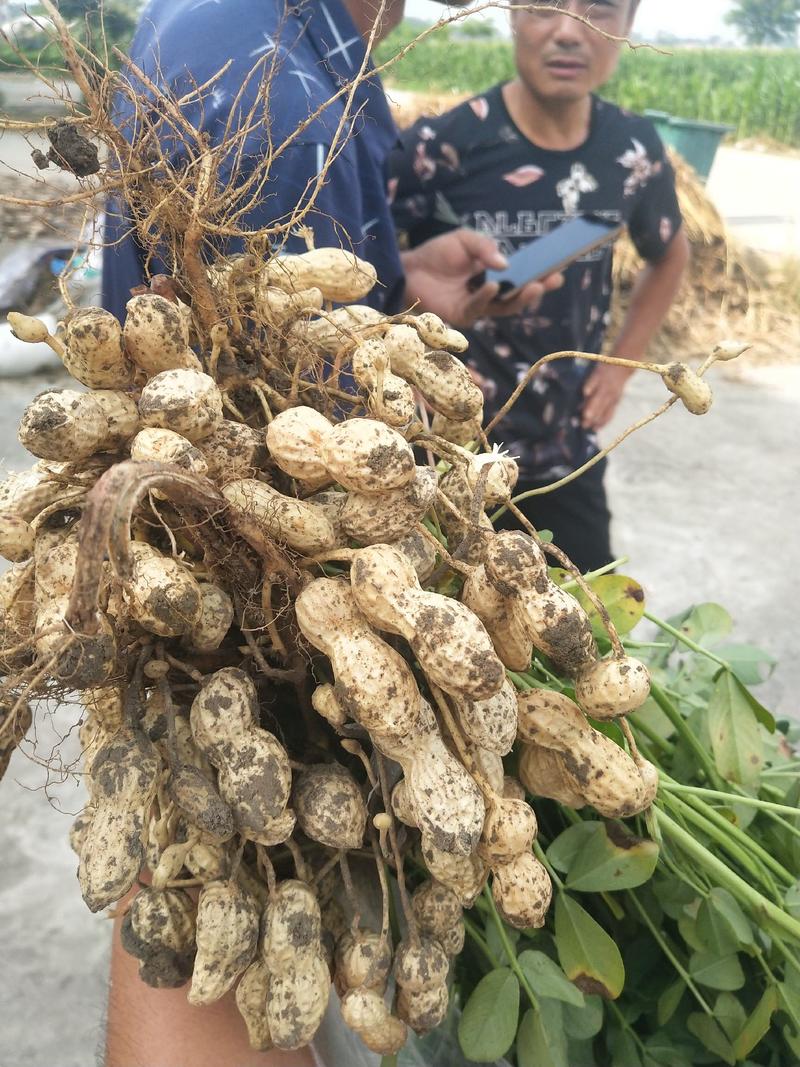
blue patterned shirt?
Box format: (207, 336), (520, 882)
(102, 0), (403, 321)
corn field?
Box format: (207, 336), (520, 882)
(376, 29), (800, 147)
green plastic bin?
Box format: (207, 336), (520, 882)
(644, 110), (734, 181)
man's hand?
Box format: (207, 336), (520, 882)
(581, 363), (633, 430)
(402, 229), (562, 328)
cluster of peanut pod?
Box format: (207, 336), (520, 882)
(0, 245), (671, 1055)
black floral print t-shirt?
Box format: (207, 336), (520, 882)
(390, 85), (683, 483)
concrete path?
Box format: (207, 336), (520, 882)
(706, 146), (800, 258)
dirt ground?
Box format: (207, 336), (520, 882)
(0, 359), (798, 1066)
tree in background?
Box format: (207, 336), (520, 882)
(55, 0), (140, 45)
(726, 0), (800, 45)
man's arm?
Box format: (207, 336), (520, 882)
(581, 228), (690, 430)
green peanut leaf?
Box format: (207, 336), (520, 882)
(517, 1002), (568, 1067)
(573, 574), (646, 639)
(688, 951), (745, 991)
(707, 669), (764, 788)
(657, 978), (686, 1026)
(732, 985), (779, 1059)
(697, 888), (753, 955)
(546, 822), (600, 873)
(458, 967), (519, 1062)
(687, 1013), (736, 1065)
(554, 893), (625, 1000)
(562, 994), (604, 1039)
(517, 950), (585, 1007)
(565, 822), (659, 892)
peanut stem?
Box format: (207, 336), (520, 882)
(655, 807), (800, 945)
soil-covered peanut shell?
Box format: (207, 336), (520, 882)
(453, 677), (518, 756)
(139, 368), (222, 442)
(335, 931), (392, 995)
(575, 655), (651, 719)
(19, 388), (139, 460)
(197, 420), (267, 482)
(519, 582), (598, 677)
(123, 293), (201, 377)
(492, 852), (553, 930)
(318, 419), (415, 495)
(183, 582), (233, 653)
(477, 797), (538, 866)
(189, 880), (259, 1005)
(461, 565), (532, 672)
(0, 466), (68, 523)
(0, 560), (35, 671)
(351, 543), (505, 701)
(518, 743), (586, 809)
(394, 937), (449, 994)
(290, 305), (384, 357)
(483, 530), (549, 594)
(265, 949), (331, 1050)
(661, 361), (713, 415)
(190, 668), (292, 834)
(310, 683), (348, 728)
(263, 248), (377, 303)
(129, 427), (209, 475)
(390, 779), (417, 828)
(431, 409), (484, 447)
(0, 512), (34, 563)
(292, 763), (367, 850)
(7, 311), (51, 343)
(393, 528), (437, 582)
(236, 959), (273, 1051)
(409, 312), (468, 354)
(63, 306), (135, 388)
(78, 730), (160, 912)
(638, 758), (659, 806)
(184, 839), (231, 882)
(340, 987), (408, 1055)
(0, 698), (32, 781)
(351, 338), (416, 427)
(35, 598), (117, 688)
(421, 836), (488, 907)
(168, 764), (235, 842)
(295, 579), (422, 746)
(262, 880), (322, 968)
(265, 405), (332, 484)
(123, 542), (203, 637)
(223, 479), (337, 556)
(258, 283), (325, 326)
(397, 982), (449, 1035)
(339, 466), (436, 545)
(405, 729), (485, 856)
(412, 880), (463, 940)
(516, 688), (650, 817)
(120, 887), (197, 988)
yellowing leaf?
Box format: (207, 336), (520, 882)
(554, 893), (625, 1000)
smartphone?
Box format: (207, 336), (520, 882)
(471, 214), (623, 298)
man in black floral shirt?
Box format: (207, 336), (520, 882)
(391, 0), (690, 571)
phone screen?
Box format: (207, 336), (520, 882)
(482, 214), (623, 295)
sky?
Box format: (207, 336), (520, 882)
(404, 0), (738, 42)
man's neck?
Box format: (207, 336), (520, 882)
(342, 0), (405, 45)
(502, 79), (593, 152)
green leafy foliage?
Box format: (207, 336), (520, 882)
(517, 950), (584, 1007)
(554, 894), (625, 1000)
(708, 670), (764, 787)
(448, 591), (796, 1065)
(570, 574), (646, 639)
(458, 968), (519, 1062)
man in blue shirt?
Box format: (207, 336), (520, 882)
(103, 0), (557, 331)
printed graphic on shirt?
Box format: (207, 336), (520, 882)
(390, 85), (682, 482)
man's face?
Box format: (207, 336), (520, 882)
(511, 1), (637, 103)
